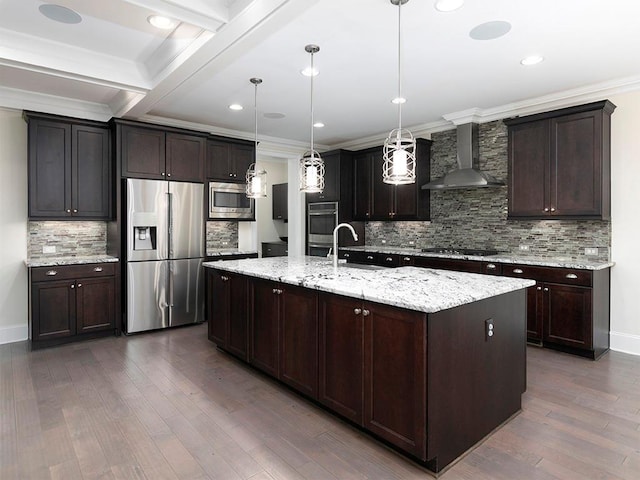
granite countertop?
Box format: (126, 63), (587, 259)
(340, 246), (614, 270)
(203, 256), (535, 314)
(206, 249), (258, 257)
(25, 255), (119, 268)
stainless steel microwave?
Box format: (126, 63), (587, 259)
(208, 182), (254, 220)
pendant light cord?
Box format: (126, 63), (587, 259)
(397, 0), (403, 140)
(254, 81), (258, 153)
(310, 50), (315, 156)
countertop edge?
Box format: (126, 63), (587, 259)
(26, 256), (120, 267)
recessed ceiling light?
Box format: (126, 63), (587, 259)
(39, 4), (82, 24)
(469, 20), (512, 40)
(301, 67), (319, 77)
(391, 97), (406, 104)
(521, 55), (544, 66)
(264, 112), (286, 119)
(228, 104), (243, 111)
(148, 15), (176, 30)
(313, 122), (325, 128)
(434, 0), (464, 12)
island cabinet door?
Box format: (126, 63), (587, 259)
(318, 293), (364, 425)
(227, 274), (249, 360)
(249, 278), (280, 377)
(207, 269), (228, 346)
(279, 285), (319, 398)
(363, 303), (427, 461)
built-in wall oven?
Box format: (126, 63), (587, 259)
(307, 202), (338, 256)
(209, 181), (254, 220)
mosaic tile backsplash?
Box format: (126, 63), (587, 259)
(206, 221), (239, 250)
(365, 121), (611, 261)
(28, 221), (107, 259)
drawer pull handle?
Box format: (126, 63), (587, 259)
(366, 255), (374, 260)
(93, 267), (103, 272)
(486, 263), (496, 270)
(386, 257), (393, 262)
(344, 253), (350, 258)
(513, 268), (524, 274)
(45, 270), (58, 276)
(354, 308), (362, 315)
(565, 273), (578, 279)
(403, 257), (411, 261)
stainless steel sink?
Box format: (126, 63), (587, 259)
(342, 263), (387, 271)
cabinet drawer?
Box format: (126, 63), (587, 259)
(500, 264), (592, 287)
(31, 263), (116, 282)
(414, 256), (483, 273)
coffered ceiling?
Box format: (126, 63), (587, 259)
(2, 0), (640, 151)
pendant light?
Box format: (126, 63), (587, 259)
(299, 44), (325, 193)
(246, 77), (267, 198)
(383, 0), (416, 185)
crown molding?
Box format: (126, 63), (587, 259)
(0, 86), (113, 121)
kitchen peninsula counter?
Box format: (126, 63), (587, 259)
(204, 256), (533, 472)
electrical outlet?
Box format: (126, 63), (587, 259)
(43, 245), (56, 254)
(585, 247), (599, 256)
(408, 240), (415, 246)
(519, 244), (530, 251)
(485, 318), (494, 340)
(381, 239), (387, 244)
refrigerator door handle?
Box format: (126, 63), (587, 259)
(167, 191), (173, 258)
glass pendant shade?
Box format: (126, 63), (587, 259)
(246, 163), (267, 198)
(299, 150), (325, 193)
(299, 44), (324, 193)
(246, 77), (266, 198)
(383, 0), (416, 185)
(383, 128), (416, 184)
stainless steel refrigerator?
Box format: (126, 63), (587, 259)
(125, 178), (204, 333)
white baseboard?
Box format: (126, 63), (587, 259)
(0, 324), (28, 345)
(610, 331), (640, 357)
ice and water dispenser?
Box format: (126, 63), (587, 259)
(128, 211), (164, 261)
(134, 226), (156, 251)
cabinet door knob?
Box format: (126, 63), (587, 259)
(354, 308), (362, 315)
(161, 172), (166, 176)
(362, 309), (370, 317)
(93, 267), (103, 272)
(77, 283), (82, 288)
(486, 263), (496, 270)
(167, 173), (171, 177)
(66, 209), (71, 213)
(70, 284), (75, 289)
(544, 208), (549, 212)
(513, 268), (524, 274)
(221, 275), (229, 282)
(565, 273), (578, 279)
(544, 287), (549, 292)
(72, 209), (78, 213)
(537, 286), (542, 291)
(550, 207), (556, 212)
(46, 270), (58, 276)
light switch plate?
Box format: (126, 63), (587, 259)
(519, 244), (530, 251)
(43, 245), (56, 254)
(585, 247), (598, 256)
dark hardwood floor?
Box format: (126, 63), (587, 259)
(1, 323), (639, 479)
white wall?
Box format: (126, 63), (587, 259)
(254, 157), (288, 250)
(0, 109), (28, 344)
(608, 91), (640, 355)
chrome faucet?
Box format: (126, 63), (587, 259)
(333, 223), (358, 269)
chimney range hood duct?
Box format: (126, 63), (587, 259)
(421, 123), (505, 190)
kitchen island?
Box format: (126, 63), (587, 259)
(203, 256), (535, 473)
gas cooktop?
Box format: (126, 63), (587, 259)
(421, 247), (500, 257)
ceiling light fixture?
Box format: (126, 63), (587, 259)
(228, 104), (243, 111)
(383, 0), (416, 185)
(521, 55), (544, 66)
(246, 78), (267, 199)
(148, 15), (176, 30)
(434, 0), (464, 12)
(299, 44), (325, 193)
(39, 4), (82, 24)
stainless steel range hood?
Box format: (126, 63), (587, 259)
(421, 123), (505, 190)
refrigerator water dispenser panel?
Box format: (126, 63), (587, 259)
(134, 226), (156, 250)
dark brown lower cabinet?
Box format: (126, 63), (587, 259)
(206, 269), (249, 360)
(364, 302), (427, 460)
(542, 283), (592, 350)
(318, 293), (364, 424)
(29, 263), (117, 349)
(249, 279), (280, 377)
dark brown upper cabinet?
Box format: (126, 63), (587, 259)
(352, 138), (431, 221)
(25, 112), (112, 220)
(505, 100), (615, 220)
(117, 120), (206, 182)
(272, 183), (288, 221)
(206, 138), (255, 182)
